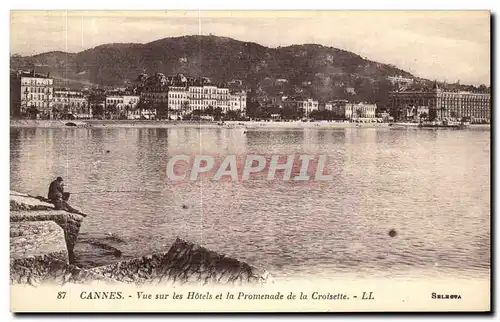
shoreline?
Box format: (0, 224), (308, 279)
(10, 190), (272, 287)
(10, 119), (490, 130)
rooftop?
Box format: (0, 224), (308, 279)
(14, 70), (51, 79)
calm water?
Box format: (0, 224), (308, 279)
(10, 126), (490, 280)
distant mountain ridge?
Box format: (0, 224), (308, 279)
(10, 35), (417, 104)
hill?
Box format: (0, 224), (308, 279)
(10, 35), (417, 106)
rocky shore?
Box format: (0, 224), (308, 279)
(9, 190), (272, 287)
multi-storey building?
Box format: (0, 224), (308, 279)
(282, 97), (319, 118)
(389, 83), (490, 122)
(330, 102), (352, 119)
(139, 73), (169, 118)
(106, 95), (140, 110)
(201, 85), (218, 110)
(10, 70), (54, 118)
(215, 87), (230, 112)
(387, 75), (414, 88)
(187, 86), (204, 112)
(321, 100), (349, 113)
(139, 73), (245, 119)
(350, 103), (377, 119)
(328, 101), (376, 120)
(229, 91), (247, 112)
(168, 86), (189, 119)
(53, 88), (90, 118)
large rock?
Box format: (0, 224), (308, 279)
(36, 261), (119, 286)
(10, 221), (68, 285)
(11, 221), (119, 286)
(10, 210), (85, 263)
(89, 238), (273, 286)
(10, 191), (54, 211)
(10, 190), (86, 216)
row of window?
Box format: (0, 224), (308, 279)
(25, 94), (50, 100)
(54, 102), (87, 107)
(393, 99), (490, 107)
(54, 94), (84, 98)
(55, 98), (87, 102)
(145, 87), (229, 94)
(21, 80), (52, 86)
(169, 94), (232, 99)
(26, 102), (50, 108)
(23, 87), (52, 94)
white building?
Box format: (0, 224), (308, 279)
(106, 95), (140, 111)
(349, 103), (377, 119)
(128, 109), (157, 120)
(282, 98), (319, 118)
(229, 91), (247, 112)
(140, 74), (238, 119)
(53, 88), (90, 118)
(387, 75), (414, 87)
(167, 86), (189, 118)
(216, 87), (230, 111)
(298, 99), (319, 117)
(11, 71), (54, 118)
(322, 100), (348, 112)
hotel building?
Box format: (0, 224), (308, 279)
(139, 73), (245, 119)
(389, 83), (490, 122)
(282, 98), (319, 118)
(10, 70), (54, 118)
(53, 88), (90, 118)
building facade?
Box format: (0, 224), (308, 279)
(322, 100), (349, 113)
(53, 89), (90, 118)
(11, 70), (54, 118)
(105, 95), (140, 118)
(390, 84), (490, 122)
(330, 102), (352, 119)
(229, 91), (247, 112)
(329, 102), (376, 119)
(283, 98), (319, 118)
(387, 75), (414, 87)
(139, 74), (169, 119)
(139, 73), (245, 119)
(350, 103), (377, 119)
(168, 86), (189, 119)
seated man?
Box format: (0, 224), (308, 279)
(48, 176), (69, 210)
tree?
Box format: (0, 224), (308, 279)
(245, 99), (261, 119)
(478, 84), (488, 93)
(204, 106), (215, 116)
(92, 104), (104, 118)
(214, 107), (223, 121)
(310, 110), (334, 121)
(297, 108), (306, 120)
(181, 101), (190, 116)
(27, 107), (39, 119)
(355, 108), (362, 118)
(137, 97), (152, 110)
(106, 103), (118, 119)
(52, 106), (61, 120)
(225, 110), (241, 120)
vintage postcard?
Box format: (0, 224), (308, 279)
(9, 10), (491, 312)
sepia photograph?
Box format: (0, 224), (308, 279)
(8, 9), (491, 313)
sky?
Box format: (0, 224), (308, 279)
(9, 10), (491, 86)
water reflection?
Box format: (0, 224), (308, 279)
(9, 127), (490, 279)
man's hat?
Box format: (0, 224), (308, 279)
(56, 176), (64, 181)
